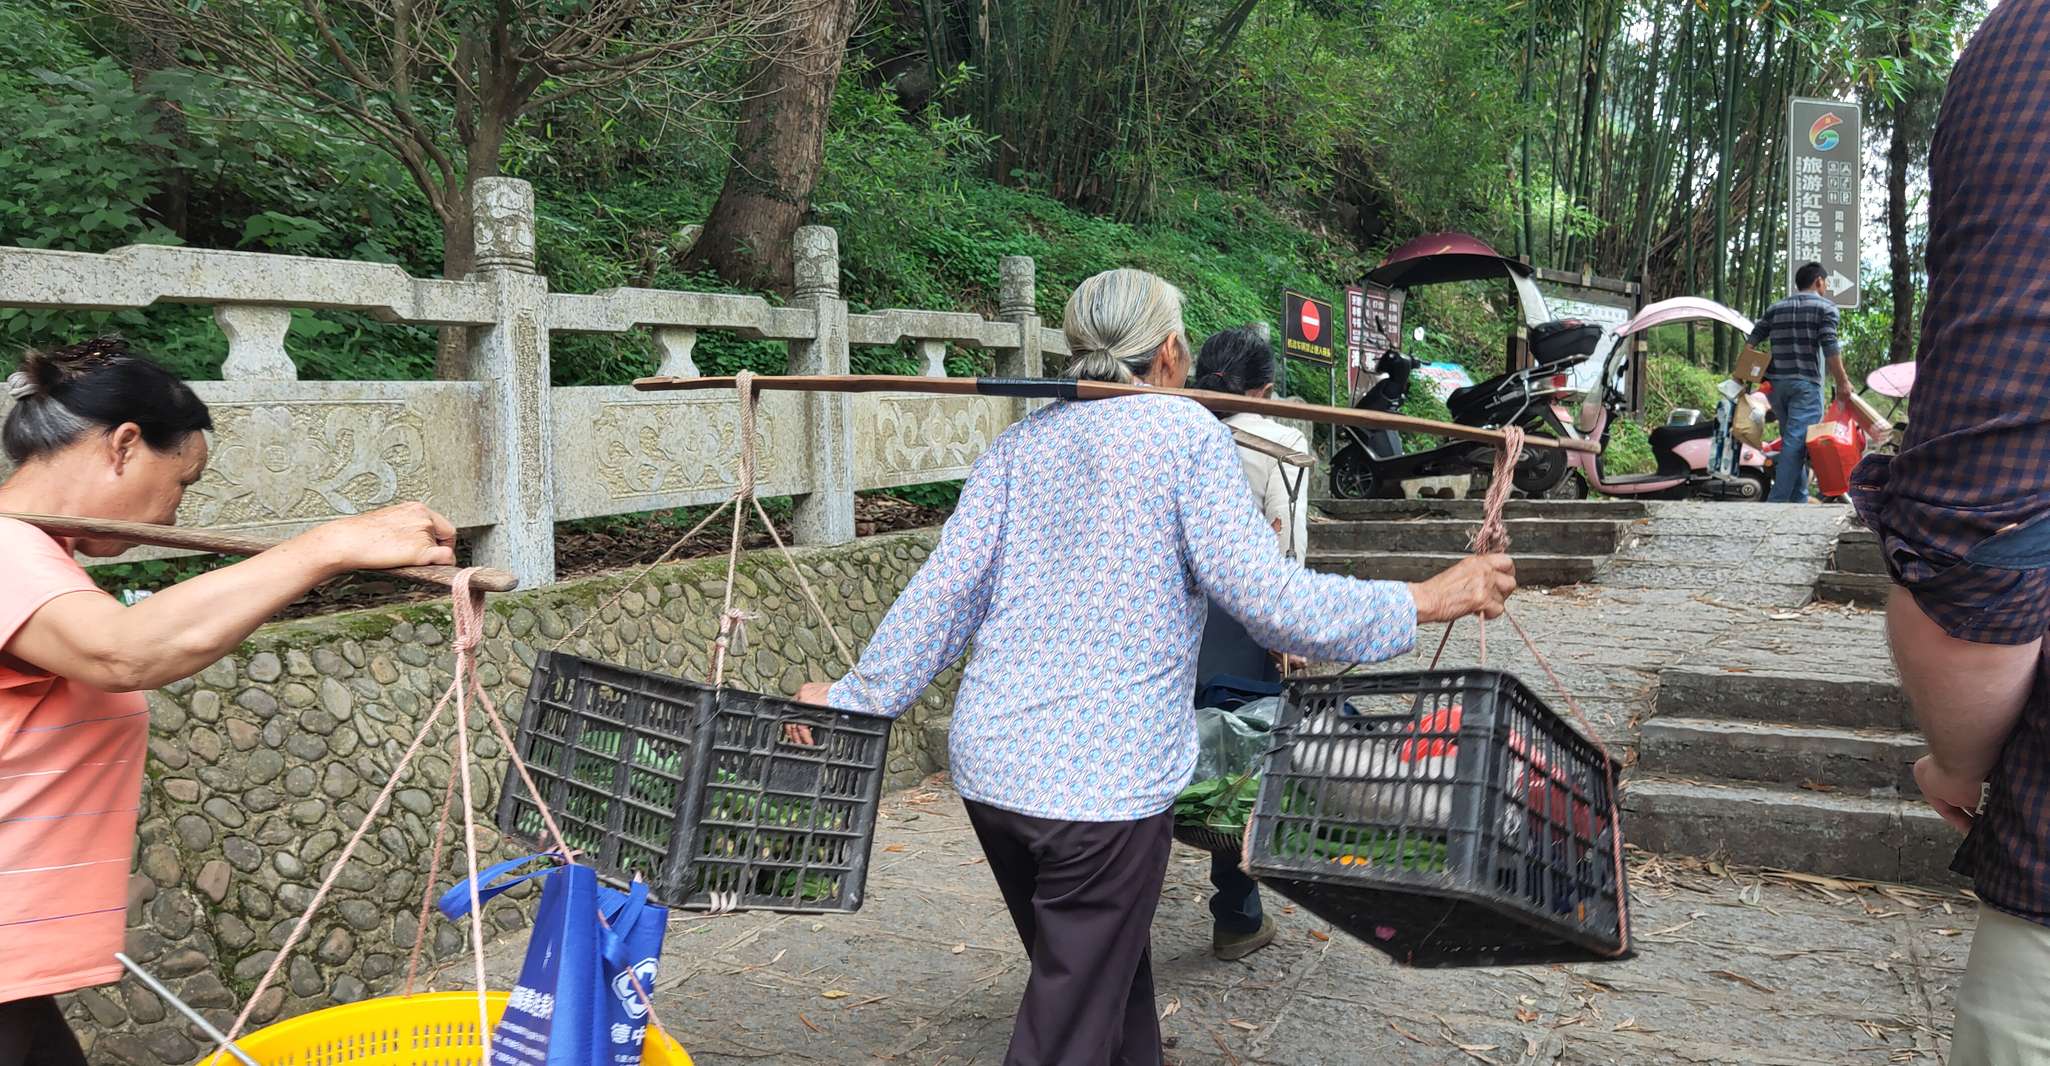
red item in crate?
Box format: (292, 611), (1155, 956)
(1805, 399), (1867, 497)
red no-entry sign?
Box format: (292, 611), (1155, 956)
(1282, 290), (1335, 364)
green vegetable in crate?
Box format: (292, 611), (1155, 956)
(1172, 772), (1259, 832)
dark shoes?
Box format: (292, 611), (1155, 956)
(1212, 914), (1277, 961)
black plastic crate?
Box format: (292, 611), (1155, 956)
(496, 651), (892, 913)
(1246, 669), (1630, 967)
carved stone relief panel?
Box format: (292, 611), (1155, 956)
(854, 395), (1010, 487)
(551, 388), (809, 520)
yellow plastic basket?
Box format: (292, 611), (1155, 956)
(193, 991), (692, 1066)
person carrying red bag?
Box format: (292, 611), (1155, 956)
(1748, 262), (1858, 502)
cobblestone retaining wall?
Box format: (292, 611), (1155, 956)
(71, 531), (951, 1064)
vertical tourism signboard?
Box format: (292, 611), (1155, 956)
(1788, 97), (1861, 308)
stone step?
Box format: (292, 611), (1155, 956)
(1623, 774), (1960, 885)
(924, 715), (951, 771)
(1816, 570), (1891, 607)
(1316, 498), (1650, 521)
(1637, 717), (1921, 792)
(1832, 529), (1884, 575)
(1656, 666), (1911, 731)
(1312, 517), (1621, 555)
(1306, 551), (1601, 587)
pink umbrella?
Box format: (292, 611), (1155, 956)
(1867, 361), (1916, 398)
(1615, 296), (1755, 338)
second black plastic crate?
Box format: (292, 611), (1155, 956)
(1246, 669), (1631, 967)
(496, 651), (892, 913)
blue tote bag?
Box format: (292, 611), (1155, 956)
(440, 854), (669, 1066)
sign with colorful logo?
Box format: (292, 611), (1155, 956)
(1788, 97), (1861, 308)
(1281, 290), (1336, 364)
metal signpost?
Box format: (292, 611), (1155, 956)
(1788, 97), (1862, 307)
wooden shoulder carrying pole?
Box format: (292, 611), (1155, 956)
(632, 374), (1598, 455)
(1, 513), (519, 593)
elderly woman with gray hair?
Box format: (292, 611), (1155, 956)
(799, 268), (1514, 1066)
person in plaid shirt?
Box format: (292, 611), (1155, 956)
(1849, 2), (2050, 1061)
(1748, 261), (1856, 502)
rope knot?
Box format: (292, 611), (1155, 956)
(1468, 425), (1525, 557)
(448, 568), (487, 654)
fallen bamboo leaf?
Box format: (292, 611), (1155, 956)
(1159, 996), (1181, 1021)
(950, 943), (966, 954)
(1388, 1022), (1429, 1044)
(883, 843), (908, 853)
(821, 989), (850, 999)
(1613, 1019), (1655, 1033)
(1228, 1019), (1260, 1032)
(1516, 1009), (1540, 1024)
(799, 1013), (822, 1033)
(1934, 928), (1962, 936)
(1309, 929), (1331, 942)
(1709, 970), (1778, 994)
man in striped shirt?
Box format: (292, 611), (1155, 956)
(1749, 261), (1857, 502)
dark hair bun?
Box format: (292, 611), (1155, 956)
(4, 337), (211, 463)
(18, 336), (131, 395)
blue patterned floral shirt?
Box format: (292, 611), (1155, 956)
(827, 394), (1417, 821)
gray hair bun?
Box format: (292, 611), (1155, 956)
(4, 371), (36, 400)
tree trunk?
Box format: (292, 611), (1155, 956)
(130, 28), (189, 238)
(1887, 50), (1917, 363)
(433, 106), (511, 379)
(690, 0), (861, 293)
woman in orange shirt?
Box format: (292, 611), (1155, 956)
(0, 339), (457, 1065)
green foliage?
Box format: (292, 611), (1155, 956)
(874, 481), (964, 509)
(1644, 353), (1723, 422)
(87, 554), (244, 597)
(1602, 418), (1656, 477)
(1399, 371), (1455, 452)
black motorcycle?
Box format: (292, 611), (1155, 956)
(1328, 319), (1603, 500)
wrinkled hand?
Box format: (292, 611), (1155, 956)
(1410, 554), (1516, 624)
(1913, 755), (1983, 834)
(300, 503), (457, 574)
(1269, 650), (1309, 675)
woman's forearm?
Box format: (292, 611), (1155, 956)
(8, 537), (344, 691)
(1887, 585), (2038, 781)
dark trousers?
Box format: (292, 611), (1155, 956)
(1208, 851), (1264, 935)
(0, 997), (86, 1066)
(965, 800), (1172, 1066)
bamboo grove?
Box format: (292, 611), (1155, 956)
(1518, 0), (1974, 367)
(908, 0), (1975, 370)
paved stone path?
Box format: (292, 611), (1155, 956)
(444, 502), (1968, 1065)
(446, 779), (1974, 1065)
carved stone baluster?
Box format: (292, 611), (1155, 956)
(917, 339), (948, 378)
(997, 256), (1043, 422)
(215, 305), (298, 381)
(654, 327), (699, 378)
(461, 177), (556, 586)
(788, 226), (853, 545)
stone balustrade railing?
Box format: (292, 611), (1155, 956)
(0, 178), (1076, 587)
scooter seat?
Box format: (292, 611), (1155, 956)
(1648, 421), (1715, 453)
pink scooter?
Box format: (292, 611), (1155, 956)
(1536, 297), (1771, 501)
